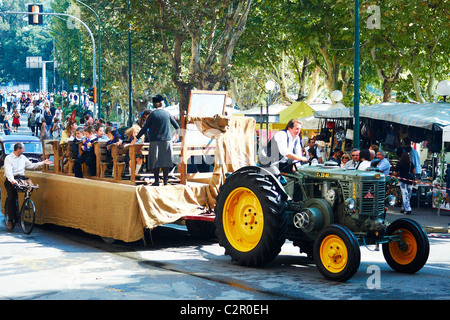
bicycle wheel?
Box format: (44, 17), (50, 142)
(20, 198), (35, 234)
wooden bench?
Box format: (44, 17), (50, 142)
(42, 139), (56, 173)
(126, 143), (145, 184)
(110, 144), (128, 181)
(94, 141), (110, 178)
(64, 140), (77, 176)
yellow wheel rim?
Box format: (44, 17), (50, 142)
(319, 235), (348, 274)
(388, 229), (417, 265)
(223, 187), (264, 252)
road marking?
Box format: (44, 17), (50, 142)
(424, 265), (450, 271)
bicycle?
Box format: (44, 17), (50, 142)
(4, 180), (39, 234)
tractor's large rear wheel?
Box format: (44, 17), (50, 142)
(215, 171), (287, 267)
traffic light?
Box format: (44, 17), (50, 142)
(88, 87), (97, 104)
(28, 4), (43, 26)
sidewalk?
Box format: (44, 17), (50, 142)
(386, 206), (450, 234)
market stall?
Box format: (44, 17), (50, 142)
(313, 102), (450, 213)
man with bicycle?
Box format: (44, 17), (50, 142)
(3, 142), (52, 231)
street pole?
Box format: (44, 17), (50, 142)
(78, 29), (82, 113)
(128, 0), (133, 127)
(42, 61), (46, 93)
(353, 0), (361, 149)
(48, 27), (71, 109)
(74, 0), (101, 119)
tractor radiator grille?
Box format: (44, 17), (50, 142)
(360, 181), (385, 216)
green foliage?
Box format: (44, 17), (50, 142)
(0, 0), (53, 89)
(1, 0), (449, 118)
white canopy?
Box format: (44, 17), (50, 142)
(359, 102), (450, 131)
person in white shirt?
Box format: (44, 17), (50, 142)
(54, 106), (63, 122)
(356, 149), (371, 171)
(3, 142), (52, 231)
(259, 118), (308, 175)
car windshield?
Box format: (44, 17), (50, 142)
(4, 142), (43, 155)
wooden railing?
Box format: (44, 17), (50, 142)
(42, 139), (215, 185)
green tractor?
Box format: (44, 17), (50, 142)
(214, 164), (430, 282)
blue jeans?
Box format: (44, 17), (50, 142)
(399, 182), (413, 212)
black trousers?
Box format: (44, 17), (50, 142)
(4, 180), (18, 221)
(4, 176), (30, 221)
(73, 151), (96, 178)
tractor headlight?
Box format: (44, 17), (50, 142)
(386, 195), (396, 206)
(344, 198), (356, 211)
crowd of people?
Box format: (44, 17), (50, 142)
(305, 137), (421, 215)
(0, 91), (180, 186)
(0, 91), (65, 138)
(54, 94), (179, 186)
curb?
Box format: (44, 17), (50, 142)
(423, 226), (449, 234)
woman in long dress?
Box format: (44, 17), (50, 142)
(130, 95), (180, 186)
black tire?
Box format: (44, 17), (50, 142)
(313, 224), (361, 282)
(20, 198), (35, 234)
(382, 218), (429, 274)
(215, 171), (287, 267)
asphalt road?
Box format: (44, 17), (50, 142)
(0, 222), (449, 302)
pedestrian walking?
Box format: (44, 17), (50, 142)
(393, 152), (416, 215)
(12, 110), (20, 132)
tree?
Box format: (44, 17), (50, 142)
(134, 0), (252, 114)
(365, 0), (450, 102)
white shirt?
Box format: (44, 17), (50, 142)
(54, 108), (63, 121)
(273, 130), (302, 163)
(357, 160), (371, 171)
(4, 153), (44, 183)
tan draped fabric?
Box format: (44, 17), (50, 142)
(187, 115), (256, 207)
(0, 116), (256, 241)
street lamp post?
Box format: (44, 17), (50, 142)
(128, 0), (133, 128)
(353, 0), (361, 149)
(1, 11), (97, 99)
(74, 0), (102, 119)
(437, 80), (450, 103)
(264, 80), (275, 147)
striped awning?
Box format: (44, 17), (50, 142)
(359, 102), (450, 130)
(313, 106), (353, 119)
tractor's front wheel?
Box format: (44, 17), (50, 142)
(382, 218), (429, 274)
(314, 224), (361, 282)
(215, 171), (287, 267)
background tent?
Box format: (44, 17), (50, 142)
(359, 102), (450, 130)
(239, 101), (333, 131)
(313, 103), (353, 119)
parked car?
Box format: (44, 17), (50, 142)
(0, 135), (43, 168)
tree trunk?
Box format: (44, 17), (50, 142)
(383, 80), (393, 102)
(411, 71), (426, 103)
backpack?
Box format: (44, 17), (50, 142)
(29, 113), (36, 126)
(259, 130), (299, 167)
